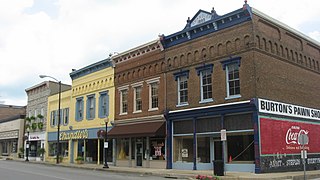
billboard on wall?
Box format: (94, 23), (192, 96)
(260, 117), (320, 155)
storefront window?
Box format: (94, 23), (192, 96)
(173, 136), (193, 162)
(12, 141), (17, 153)
(227, 135), (254, 162)
(150, 138), (165, 160)
(117, 138), (129, 160)
(197, 137), (210, 163)
(48, 141), (69, 157)
(1, 141), (9, 154)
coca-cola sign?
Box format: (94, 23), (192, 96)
(260, 117), (320, 155)
(285, 126), (308, 145)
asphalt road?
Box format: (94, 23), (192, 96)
(0, 160), (168, 180)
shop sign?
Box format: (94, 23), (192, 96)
(152, 141), (164, 157)
(60, 129), (89, 140)
(258, 98), (320, 121)
(182, 149), (188, 158)
(260, 117), (320, 155)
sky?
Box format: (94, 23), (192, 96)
(0, 0), (319, 106)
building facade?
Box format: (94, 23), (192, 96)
(0, 105), (26, 158)
(25, 81), (71, 161)
(160, 2), (320, 173)
(109, 40), (167, 168)
(46, 58), (115, 164)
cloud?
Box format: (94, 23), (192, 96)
(0, 0), (319, 106)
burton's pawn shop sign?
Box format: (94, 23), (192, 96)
(258, 98), (320, 121)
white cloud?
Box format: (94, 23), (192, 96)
(0, 0), (319, 106)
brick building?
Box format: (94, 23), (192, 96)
(0, 105), (26, 158)
(25, 81), (71, 161)
(161, 2), (320, 173)
(109, 40), (167, 168)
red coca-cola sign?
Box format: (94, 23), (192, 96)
(260, 117), (320, 155)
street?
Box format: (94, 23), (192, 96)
(0, 160), (168, 180)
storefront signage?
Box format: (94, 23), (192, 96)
(258, 98), (320, 121)
(260, 117), (320, 155)
(60, 129), (89, 140)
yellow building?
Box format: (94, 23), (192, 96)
(46, 58), (115, 164)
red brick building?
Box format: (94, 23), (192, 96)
(109, 1), (319, 173)
(110, 40), (167, 168)
(161, 2), (320, 173)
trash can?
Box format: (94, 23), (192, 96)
(213, 160), (224, 176)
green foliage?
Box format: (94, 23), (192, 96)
(37, 114), (44, 119)
(25, 117), (31, 122)
(75, 156), (84, 161)
(31, 122), (37, 131)
(30, 116), (36, 121)
(37, 148), (46, 156)
(38, 122), (44, 130)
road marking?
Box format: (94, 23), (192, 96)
(0, 165), (72, 180)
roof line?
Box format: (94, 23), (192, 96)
(252, 8), (320, 47)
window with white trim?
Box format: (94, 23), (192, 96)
(146, 77), (160, 111)
(63, 108), (69, 125)
(174, 70), (189, 106)
(200, 70), (212, 101)
(221, 56), (241, 99)
(226, 63), (240, 97)
(134, 86), (142, 112)
(196, 64), (214, 103)
(178, 75), (188, 105)
(120, 89), (128, 114)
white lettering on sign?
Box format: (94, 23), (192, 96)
(191, 12), (212, 27)
(285, 126), (309, 145)
(258, 98), (320, 120)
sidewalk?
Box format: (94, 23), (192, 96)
(5, 157), (320, 180)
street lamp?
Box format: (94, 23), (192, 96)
(39, 75), (61, 164)
(25, 128), (30, 162)
(103, 117), (109, 168)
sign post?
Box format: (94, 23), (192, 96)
(298, 134), (309, 180)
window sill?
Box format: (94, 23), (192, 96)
(133, 110), (142, 114)
(119, 112), (128, 116)
(176, 103), (189, 107)
(225, 95), (241, 100)
(148, 108), (159, 112)
(199, 98), (214, 104)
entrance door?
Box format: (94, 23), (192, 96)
(136, 142), (143, 166)
(214, 141), (223, 160)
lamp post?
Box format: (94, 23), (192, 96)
(103, 117), (109, 168)
(26, 128), (30, 162)
(40, 75), (61, 164)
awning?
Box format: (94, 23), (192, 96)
(108, 121), (165, 138)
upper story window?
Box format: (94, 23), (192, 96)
(174, 70), (189, 106)
(132, 82), (143, 113)
(146, 77), (160, 111)
(221, 57), (241, 99)
(75, 97), (84, 121)
(99, 91), (109, 118)
(196, 64), (214, 103)
(86, 94), (95, 120)
(119, 85), (129, 115)
(63, 108), (69, 125)
(50, 110), (57, 126)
